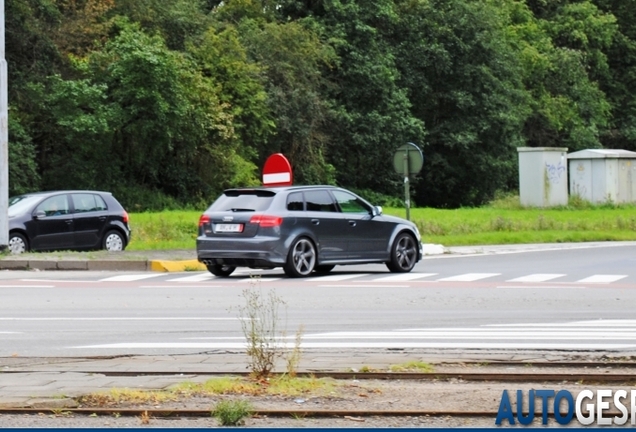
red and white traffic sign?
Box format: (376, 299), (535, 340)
(262, 153), (293, 186)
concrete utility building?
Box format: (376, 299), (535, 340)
(567, 149), (636, 204)
(517, 147), (569, 207)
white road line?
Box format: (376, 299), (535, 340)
(100, 274), (164, 282)
(373, 273), (437, 281)
(506, 274), (566, 282)
(319, 285), (411, 288)
(308, 274), (369, 282)
(239, 278), (282, 283)
(489, 320), (636, 327)
(141, 285), (223, 289)
(437, 273), (500, 282)
(21, 279), (100, 283)
(497, 286), (585, 289)
(167, 273), (214, 282)
(74, 342), (635, 350)
(577, 275), (628, 283)
(0, 317), (239, 321)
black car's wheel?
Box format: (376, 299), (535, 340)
(103, 230), (125, 252)
(284, 237), (316, 277)
(207, 264), (236, 277)
(8, 232), (28, 254)
(314, 265), (335, 274)
(386, 232), (418, 273)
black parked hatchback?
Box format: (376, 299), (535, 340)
(8, 190), (131, 254)
(197, 185), (423, 277)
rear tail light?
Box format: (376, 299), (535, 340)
(123, 210), (129, 223)
(249, 215), (283, 227)
(199, 214), (210, 227)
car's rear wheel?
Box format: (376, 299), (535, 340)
(284, 237), (316, 277)
(314, 265), (335, 274)
(386, 232), (417, 273)
(8, 233), (28, 254)
(103, 230), (125, 252)
(207, 264), (236, 277)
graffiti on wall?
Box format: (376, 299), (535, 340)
(545, 161), (566, 184)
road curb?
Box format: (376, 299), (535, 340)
(149, 259), (206, 272)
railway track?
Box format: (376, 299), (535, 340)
(2, 361), (636, 419)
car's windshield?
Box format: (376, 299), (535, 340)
(8, 195), (41, 217)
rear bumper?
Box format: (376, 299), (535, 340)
(196, 236), (287, 267)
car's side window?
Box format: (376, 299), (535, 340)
(332, 190), (371, 214)
(72, 194), (107, 213)
(36, 196), (70, 217)
(304, 190), (338, 212)
(287, 192), (304, 211)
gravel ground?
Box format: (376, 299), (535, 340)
(1, 374), (632, 428)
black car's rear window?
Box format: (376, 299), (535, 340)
(208, 190), (276, 212)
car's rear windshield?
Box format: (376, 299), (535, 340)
(208, 190), (276, 212)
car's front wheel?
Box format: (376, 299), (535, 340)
(8, 233), (28, 254)
(103, 230), (125, 252)
(207, 264), (236, 277)
(284, 237), (316, 277)
(386, 232), (418, 273)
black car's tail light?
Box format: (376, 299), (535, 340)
(198, 214), (210, 227)
(123, 210), (129, 223)
(249, 215), (282, 227)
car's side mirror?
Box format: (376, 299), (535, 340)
(372, 206), (383, 217)
(34, 210), (46, 219)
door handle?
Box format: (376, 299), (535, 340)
(311, 219), (320, 225)
(348, 221), (356, 227)
(99, 216), (107, 221)
(65, 220), (73, 224)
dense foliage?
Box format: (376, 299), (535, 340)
(5, 0), (634, 210)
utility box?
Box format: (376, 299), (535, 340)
(517, 147), (569, 207)
(567, 149), (636, 204)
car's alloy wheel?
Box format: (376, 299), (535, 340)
(386, 232), (417, 273)
(284, 237), (316, 277)
(8, 233), (28, 254)
(103, 230), (124, 252)
(207, 264), (236, 277)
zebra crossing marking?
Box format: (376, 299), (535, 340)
(507, 274), (566, 282)
(97, 271), (633, 285)
(577, 275), (627, 283)
(308, 274), (370, 282)
(373, 273), (437, 281)
(437, 273), (500, 282)
(100, 274), (164, 282)
(166, 273), (215, 282)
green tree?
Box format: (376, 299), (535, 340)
(393, 0), (529, 207)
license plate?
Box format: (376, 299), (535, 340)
(214, 223), (243, 233)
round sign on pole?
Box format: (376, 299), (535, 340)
(262, 153), (293, 187)
(393, 142), (424, 175)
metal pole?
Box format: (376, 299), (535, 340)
(0, 0), (8, 251)
(403, 149), (410, 221)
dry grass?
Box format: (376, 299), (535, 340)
(77, 375), (339, 407)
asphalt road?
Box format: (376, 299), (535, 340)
(2, 242), (636, 356)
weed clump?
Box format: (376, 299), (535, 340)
(212, 399), (253, 426)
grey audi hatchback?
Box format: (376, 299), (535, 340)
(8, 190), (131, 254)
(196, 185), (423, 277)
